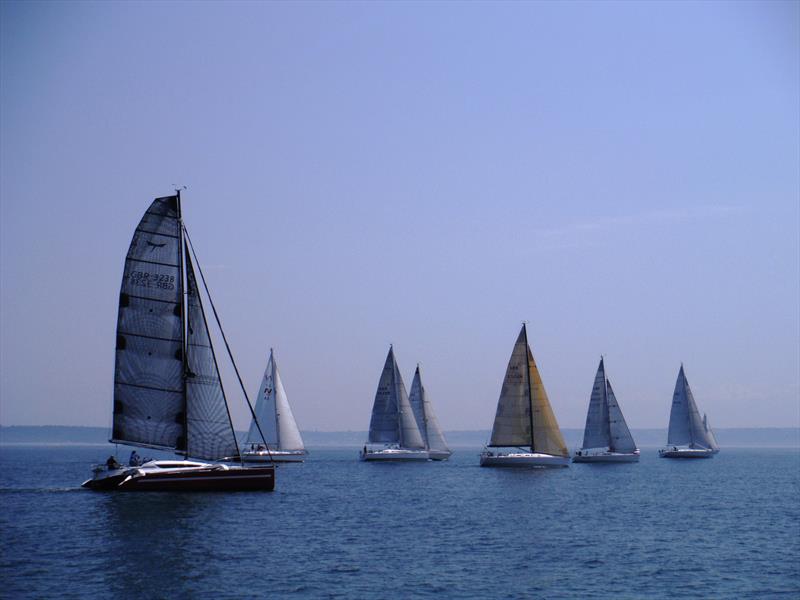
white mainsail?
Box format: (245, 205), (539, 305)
(409, 365), (450, 454)
(667, 365), (716, 449)
(245, 350), (304, 451)
(367, 346), (425, 449)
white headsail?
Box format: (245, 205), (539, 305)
(605, 379), (637, 453)
(409, 365), (450, 454)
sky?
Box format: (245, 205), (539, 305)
(1, 1), (798, 433)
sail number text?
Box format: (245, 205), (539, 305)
(129, 271), (175, 290)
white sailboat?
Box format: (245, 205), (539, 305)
(242, 349), (306, 463)
(659, 365), (720, 458)
(83, 192), (275, 491)
(573, 357), (639, 463)
(480, 324), (570, 468)
(409, 365), (452, 461)
(361, 346), (429, 461)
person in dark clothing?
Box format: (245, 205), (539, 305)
(106, 455), (121, 470)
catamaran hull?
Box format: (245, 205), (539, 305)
(242, 450), (306, 463)
(360, 449), (429, 462)
(659, 448), (717, 459)
(427, 450), (452, 461)
(82, 465), (275, 491)
(572, 452), (640, 463)
(479, 452), (569, 468)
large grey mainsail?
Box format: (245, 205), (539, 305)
(667, 365), (715, 449)
(581, 359), (611, 449)
(184, 253), (239, 460)
(488, 327), (532, 447)
(606, 379), (637, 453)
(367, 347), (424, 448)
(409, 365), (450, 454)
(112, 196), (186, 451)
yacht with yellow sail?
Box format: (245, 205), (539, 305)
(480, 324), (569, 468)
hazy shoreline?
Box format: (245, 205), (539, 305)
(1, 425), (798, 448)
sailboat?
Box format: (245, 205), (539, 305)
(83, 192), (275, 491)
(480, 324), (570, 468)
(573, 357), (639, 463)
(242, 349), (307, 463)
(409, 365), (452, 461)
(659, 365), (720, 458)
(360, 346), (429, 461)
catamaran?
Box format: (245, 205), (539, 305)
(573, 357), (639, 463)
(409, 365), (452, 461)
(480, 324), (569, 468)
(83, 192), (275, 491)
(659, 365), (720, 458)
(361, 346), (429, 461)
(241, 349), (307, 463)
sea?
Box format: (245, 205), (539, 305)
(1, 444), (798, 599)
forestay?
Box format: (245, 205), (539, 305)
(409, 366), (450, 453)
(112, 196), (185, 452)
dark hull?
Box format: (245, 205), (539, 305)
(82, 466), (275, 492)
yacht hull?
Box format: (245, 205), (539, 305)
(427, 450), (453, 461)
(360, 449), (429, 461)
(479, 452), (569, 468)
(659, 448), (717, 459)
(82, 462), (275, 491)
(242, 450), (306, 463)
(573, 451), (640, 463)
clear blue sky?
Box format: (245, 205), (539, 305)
(1, 1), (798, 431)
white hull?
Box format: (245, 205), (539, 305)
(573, 450), (640, 463)
(427, 449), (452, 461)
(479, 451), (569, 468)
(360, 448), (429, 461)
(659, 447), (718, 458)
(242, 450), (306, 463)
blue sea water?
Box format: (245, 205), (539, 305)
(0, 445), (798, 599)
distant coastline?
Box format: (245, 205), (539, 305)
(1, 425), (798, 448)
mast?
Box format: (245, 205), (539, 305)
(394, 347), (404, 447)
(272, 350), (280, 450)
(522, 323), (535, 453)
(176, 188), (189, 457)
(683, 364), (694, 448)
(602, 356), (612, 452)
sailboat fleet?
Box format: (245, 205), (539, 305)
(84, 193), (722, 490)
